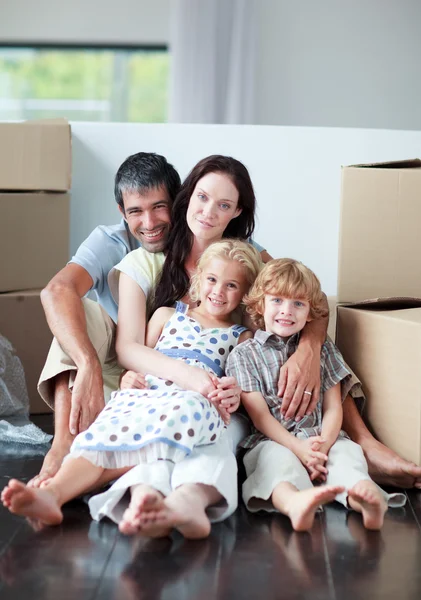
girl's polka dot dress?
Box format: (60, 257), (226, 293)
(70, 302), (246, 467)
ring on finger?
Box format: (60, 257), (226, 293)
(304, 390), (312, 396)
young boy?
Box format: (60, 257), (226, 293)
(226, 258), (406, 532)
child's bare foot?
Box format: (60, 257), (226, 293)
(348, 480), (387, 530)
(119, 485), (171, 538)
(1, 479), (63, 525)
(281, 486), (345, 532)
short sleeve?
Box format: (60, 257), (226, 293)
(70, 226), (127, 297)
(320, 339), (352, 399)
(248, 238), (265, 253)
(108, 248), (165, 304)
(226, 343), (262, 393)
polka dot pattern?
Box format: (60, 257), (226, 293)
(72, 302), (245, 461)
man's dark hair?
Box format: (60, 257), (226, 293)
(114, 152), (181, 211)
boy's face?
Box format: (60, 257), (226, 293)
(120, 185), (171, 252)
(262, 294), (311, 340)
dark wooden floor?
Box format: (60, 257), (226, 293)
(0, 415), (420, 600)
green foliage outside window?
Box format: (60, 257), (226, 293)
(0, 47), (168, 122)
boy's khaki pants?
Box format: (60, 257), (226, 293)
(38, 299), (122, 409)
(242, 438), (406, 512)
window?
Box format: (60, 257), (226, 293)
(0, 45), (169, 122)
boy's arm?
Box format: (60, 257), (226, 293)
(242, 391), (328, 475)
(278, 293), (329, 420)
(242, 391), (303, 455)
(319, 382), (343, 454)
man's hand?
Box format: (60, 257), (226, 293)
(69, 364), (105, 435)
(278, 343), (321, 421)
(208, 375), (241, 424)
(120, 370), (148, 390)
(293, 436), (328, 481)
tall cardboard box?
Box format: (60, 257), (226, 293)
(0, 192), (70, 292)
(0, 119), (71, 191)
(0, 290), (52, 414)
(338, 159), (421, 303)
(336, 299), (421, 465)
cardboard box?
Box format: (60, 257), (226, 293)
(0, 192), (70, 292)
(0, 290), (52, 413)
(337, 159), (421, 303)
(0, 119), (71, 192)
(336, 299), (421, 465)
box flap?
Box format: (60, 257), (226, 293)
(343, 159), (421, 169)
(341, 297), (421, 310)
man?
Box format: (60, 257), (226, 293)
(32, 153), (181, 487)
(32, 152), (421, 492)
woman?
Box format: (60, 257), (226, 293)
(88, 155), (264, 539)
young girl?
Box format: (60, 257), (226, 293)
(1, 240), (262, 529)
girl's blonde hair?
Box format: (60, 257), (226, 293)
(245, 258), (328, 329)
(189, 239), (263, 303)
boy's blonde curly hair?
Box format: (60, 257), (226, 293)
(245, 258), (328, 330)
(189, 239), (263, 303)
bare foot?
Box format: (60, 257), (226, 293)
(1, 479), (63, 525)
(119, 485), (171, 538)
(129, 485), (212, 540)
(348, 481), (387, 530)
(363, 439), (421, 489)
(28, 441), (72, 488)
(164, 485), (212, 539)
(282, 486), (345, 532)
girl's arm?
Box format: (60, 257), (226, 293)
(116, 273), (215, 396)
(319, 382), (343, 455)
(145, 307), (174, 348)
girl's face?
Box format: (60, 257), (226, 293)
(199, 257), (249, 318)
(187, 172), (242, 242)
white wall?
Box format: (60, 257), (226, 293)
(0, 0), (170, 45)
(70, 122), (421, 296)
(255, 0), (421, 130)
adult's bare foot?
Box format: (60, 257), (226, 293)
(1, 479), (63, 525)
(282, 486), (345, 532)
(363, 439), (421, 489)
(163, 484), (212, 539)
(28, 439), (73, 488)
(119, 485), (171, 538)
(348, 480), (387, 530)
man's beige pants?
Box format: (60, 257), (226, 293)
(38, 299), (122, 409)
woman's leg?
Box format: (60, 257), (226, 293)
(1, 457), (127, 525)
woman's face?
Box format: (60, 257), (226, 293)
(186, 172), (242, 242)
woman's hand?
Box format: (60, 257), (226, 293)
(277, 343), (321, 421)
(119, 370), (148, 390)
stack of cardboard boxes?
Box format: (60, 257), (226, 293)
(0, 119), (71, 413)
(335, 159), (421, 465)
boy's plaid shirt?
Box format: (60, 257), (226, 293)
(226, 330), (363, 450)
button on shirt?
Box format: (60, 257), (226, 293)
(226, 330), (360, 450)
